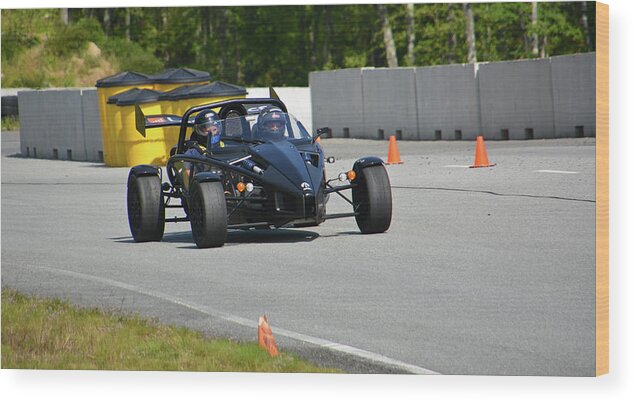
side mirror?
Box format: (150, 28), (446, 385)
(313, 127), (331, 143)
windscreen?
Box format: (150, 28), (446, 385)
(217, 112), (311, 144)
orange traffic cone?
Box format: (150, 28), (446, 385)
(258, 315), (279, 357)
(470, 135), (496, 168)
(315, 136), (321, 144)
(386, 135), (403, 165)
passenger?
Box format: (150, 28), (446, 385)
(257, 107), (286, 140)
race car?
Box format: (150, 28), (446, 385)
(127, 93), (392, 248)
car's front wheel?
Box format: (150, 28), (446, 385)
(352, 164), (392, 234)
(127, 173), (165, 242)
(189, 181), (227, 248)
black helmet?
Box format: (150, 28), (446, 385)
(258, 107), (286, 138)
(194, 109), (222, 144)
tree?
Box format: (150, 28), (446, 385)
(125, 8), (130, 41)
(2, 5), (598, 87)
(322, 6), (333, 67)
(102, 8), (111, 34)
(446, 4), (458, 64)
(60, 9), (69, 25)
(531, 2), (539, 56)
(581, 1), (592, 51)
(463, 3), (477, 63)
(405, 3), (416, 66)
(377, 4), (398, 67)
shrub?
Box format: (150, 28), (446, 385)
(102, 38), (164, 74)
(1, 56), (48, 88)
(1, 9), (55, 62)
(46, 18), (105, 57)
(1, 116), (21, 131)
(1, 30), (39, 62)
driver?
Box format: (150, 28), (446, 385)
(257, 107), (286, 139)
(187, 109), (224, 156)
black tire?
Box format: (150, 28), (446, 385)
(352, 164), (392, 234)
(127, 174), (165, 242)
(189, 181), (227, 248)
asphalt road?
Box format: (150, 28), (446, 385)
(1, 131), (596, 375)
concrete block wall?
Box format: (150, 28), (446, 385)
(16, 91), (39, 158)
(551, 53), (596, 138)
(362, 68), (418, 140)
(80, 89), (104, 162)
(18, 89), (86, 160)
(309, 68), (365, 138)
(416, 64), (480, 140)
(13, 53), (596, 165)
(311, 53), (596, 141)
(479, 58), (555, 140)
(18, 88), (103, 162)
(17, 86), (310, 163)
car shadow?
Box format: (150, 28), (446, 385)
(318, 230), (364, 238)
(4, 154), (113, 169)
(224, 228), (320, 245)
(80, 163), (114, 168)
(111, 228), (320, 248)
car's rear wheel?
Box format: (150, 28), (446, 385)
(352, 164), (392, 234)
(189, 181), (227, 248)
(127, 173), (165, 242)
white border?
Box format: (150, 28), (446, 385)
(2, 0), (632, 401)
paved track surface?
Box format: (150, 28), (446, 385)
(1, 132), (596, 375)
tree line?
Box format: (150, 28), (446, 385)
(4, 3), (596, 87)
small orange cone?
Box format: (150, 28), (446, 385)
(470, 135), (496, 168)
(386, 135), (403, 165)
(315, 136), (321, 143)
(258, 315), (279, 357)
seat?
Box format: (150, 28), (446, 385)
(190, 131), (207, 147)
(250, 123), (262, 141)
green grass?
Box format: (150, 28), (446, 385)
(1, 288), (340, 373)
(1, 116), (20, 131)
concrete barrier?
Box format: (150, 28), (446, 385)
(81, 89), (104, 162)
(18, 89), (87, 160)
(551, 53), (596, 138)
(12, 53), (597, 164)
(309, 68), (365, 138)
(16, 86), (311, 162)
(362, 68), (418, 140)
(478, 58), (555, 140)
(415, 64), (480, 140)
(17, 91), (40, 158)
(310, 52), (595, 142)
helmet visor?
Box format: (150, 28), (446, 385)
(263, 121), (284, 132)
(195, 121), (221, 137)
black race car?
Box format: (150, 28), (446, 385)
(127, 94), (392, 248)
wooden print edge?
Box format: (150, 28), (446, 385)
(595, 1), (609, 377)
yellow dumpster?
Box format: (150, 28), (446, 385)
(157, 85), (195, 155)
(178, 81), (248, 114)
(114, 88), (168, 167)
(151, 67), (210, 92)
(95, 71), (153, 166)
(106, 92), (133, 167)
